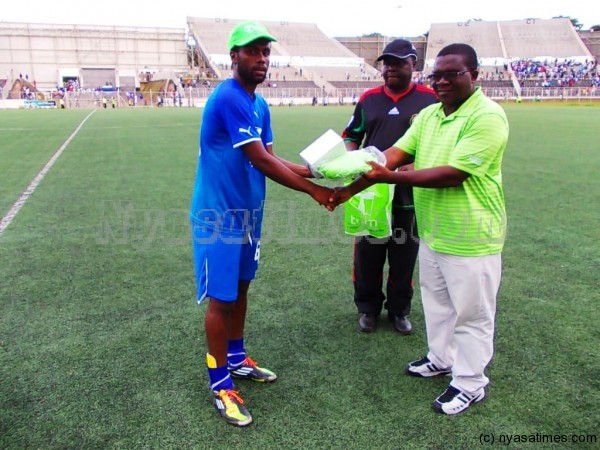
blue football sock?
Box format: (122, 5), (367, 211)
(227, 338), (246, 369)
(206, 353), (234, 392)
(208, 367), (233, 392)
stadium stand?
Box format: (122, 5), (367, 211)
(426, 18), (590, 67)
(579, 30), (600, 61)
(0, 17), (598, 107)
(426, 20), (505, 67)
(425, 18), (595, 98)
(186, 17), (378, 95)
(500, 19), (591, 59)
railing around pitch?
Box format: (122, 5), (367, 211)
(57, 85), (600, 109)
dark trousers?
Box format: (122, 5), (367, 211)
(353, 209), (419, 317)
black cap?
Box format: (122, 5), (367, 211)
(376, 39), (417, 61)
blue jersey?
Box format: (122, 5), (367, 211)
(190, 78), (273, 239)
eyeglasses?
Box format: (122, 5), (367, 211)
(427, 70), (470, 82)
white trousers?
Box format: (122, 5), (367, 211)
(419, 243), (502, 394)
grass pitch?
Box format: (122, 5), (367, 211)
(1, 104), (599, 449)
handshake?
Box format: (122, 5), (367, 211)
(309, 160), (395, 212)
(310, 185), (350, 212)
(299, 130), (395, 211)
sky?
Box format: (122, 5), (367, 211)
(1, 0), (597, 37)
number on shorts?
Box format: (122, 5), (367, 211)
(254, 240), (261, 261)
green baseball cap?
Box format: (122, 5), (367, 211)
(228, 21), (277, 51)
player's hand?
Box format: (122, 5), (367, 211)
(311, 185), (336, 211)
(399, 162), (414, 172)
(329, 186), (352, 206)
(363, 161), (394, 182)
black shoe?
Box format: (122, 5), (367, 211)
(358, 313), (377, 332)
(389, 314), (413, 335)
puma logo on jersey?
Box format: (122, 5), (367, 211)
(238, 126), (252, 135)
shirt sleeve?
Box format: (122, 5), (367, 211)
(219, 89), (263, 149)
(448, 112), (509, 177)
(341, 102), (366, 147)
(393, 109), (427, 156)
(259, 97), (273, 147)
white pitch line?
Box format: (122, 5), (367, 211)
(0, 109), (97, 236)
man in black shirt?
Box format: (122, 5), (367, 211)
(342, 39), (437, 333)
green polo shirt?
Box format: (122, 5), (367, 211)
(395, 88), (509, 256)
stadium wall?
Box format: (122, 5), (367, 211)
(0, 22), (188, 94)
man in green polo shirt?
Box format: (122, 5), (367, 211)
(331, 43), (509, 415)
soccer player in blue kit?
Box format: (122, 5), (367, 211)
(189, 21), (334, 426)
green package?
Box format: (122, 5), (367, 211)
(317, 151), (379, 179)
(344, 182), (394, 238)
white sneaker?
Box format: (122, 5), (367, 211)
(432, 385), (485, 415)
(406, 356), (451, 378)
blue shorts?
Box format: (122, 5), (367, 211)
(191, 221), (261, 303)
